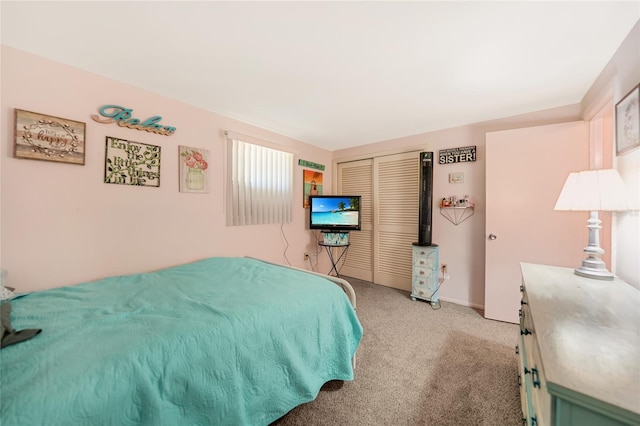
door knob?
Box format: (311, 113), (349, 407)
(488, 234), (497, 240)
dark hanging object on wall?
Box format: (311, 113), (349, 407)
(416, 151), (435, 247)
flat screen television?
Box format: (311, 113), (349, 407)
(309, 195), (361, 231)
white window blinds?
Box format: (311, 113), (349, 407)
(227, 135), (293, 226)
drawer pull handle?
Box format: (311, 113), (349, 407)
(515, 345), (519, 355)
(517, 373), (521, 387)
(531, 368), (541, 388)
(531, 416), (537, 426)
(521, 300), (527, 305)
(523, 367), (531, 375)
(519, 308), (522, 318)
(522, 418), (527, 425)
(520, 328), (531, 336)
(520, 285), (524, 292)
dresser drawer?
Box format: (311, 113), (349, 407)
(412, 249), (437, 269)
(517, 337), (530, 425)
(528, 339), (551, 426)
(412, 272), (436, 297)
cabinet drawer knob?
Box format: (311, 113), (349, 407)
(520, 285), (524, 292)
(520, 328), (531, 336)
(520, 300), (527, 305)
(515, 345), (519, 355)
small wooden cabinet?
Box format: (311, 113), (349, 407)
(518, 263), (640, 426)
(410, 244), (439, 307)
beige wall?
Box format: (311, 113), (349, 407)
(581, 21), (640, 288)
(333, 106), (582, 308)
(334, 21), (640, 305)
(2, 21), (637, 301)
(1, 46), (333, 292)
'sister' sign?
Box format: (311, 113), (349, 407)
(438, 146), (476, 164)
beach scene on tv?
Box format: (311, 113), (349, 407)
(311, 197), (360, 226)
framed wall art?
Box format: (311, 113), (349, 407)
(14, 109), (86, 165)
(615, 83), (640, 156)
(179, 146), (209, 193)
(303, 169), (323, 208)
(104, 136), (161, 187)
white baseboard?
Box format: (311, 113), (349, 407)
(438, 295), (484, 311)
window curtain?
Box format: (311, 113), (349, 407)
(227, 137), (293, 226)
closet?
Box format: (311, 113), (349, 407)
(337, 151), (420, 291)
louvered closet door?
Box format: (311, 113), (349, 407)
(373, 152), (420, 291)
(337, 159), (373, 281)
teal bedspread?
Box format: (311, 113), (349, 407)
(0, 257), (363, 425)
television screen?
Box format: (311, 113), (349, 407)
(309, 195), (361, 231)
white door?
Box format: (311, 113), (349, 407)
(485, 121), (589, 323)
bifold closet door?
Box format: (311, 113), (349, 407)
(337, 159), (373, 281)
(373, 152), (420, 291)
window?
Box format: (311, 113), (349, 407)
(226, 135), (293, 226)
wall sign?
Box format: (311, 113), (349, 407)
(92, 105), (176, 136)
(14, 109), (86, 165)
(104, 136), (161, 187)
(298, 159), (325, 171)
(438, 146), (476, 164)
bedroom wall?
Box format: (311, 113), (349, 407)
(0, 46), (333, 292)
(332, 105), (582, 308)
(333, 21), (640, 305)
(581, 20), (640, 289)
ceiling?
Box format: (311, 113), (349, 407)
(1, 1), (638, 151)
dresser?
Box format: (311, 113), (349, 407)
(410, 244), (439, 306)
(518, 263), (640, 426)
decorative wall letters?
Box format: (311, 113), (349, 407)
(92, 105), (176, 136)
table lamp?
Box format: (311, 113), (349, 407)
(554, 169), (631, 280)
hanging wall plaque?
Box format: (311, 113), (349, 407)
(104, 136), (161, 187)
(14, 109), (86, 165)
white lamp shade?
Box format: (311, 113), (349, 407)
(554, 169), (631, 212)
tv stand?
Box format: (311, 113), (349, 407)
(318, 241), (350, 278)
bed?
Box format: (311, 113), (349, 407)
(0, 256), (363, 425)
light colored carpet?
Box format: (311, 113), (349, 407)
(272, 277), (522, 425)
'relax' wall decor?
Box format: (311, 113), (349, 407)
(14, 109), (86, 165)
(104, 136), (161, 187)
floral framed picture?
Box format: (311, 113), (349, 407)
(104, 136), (161, 187)
(179, 146), (209, 193)
(615, 83), (640, 156)
(303, 169), (323, 207)
(14, 109), (86, 165)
